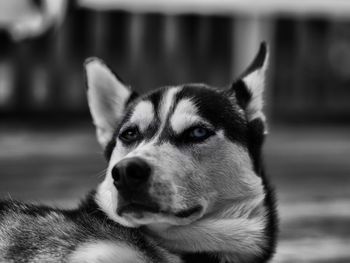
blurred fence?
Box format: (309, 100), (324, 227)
(0, 5), (350, 123)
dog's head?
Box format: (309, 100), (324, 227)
(85, 43), (268, 228)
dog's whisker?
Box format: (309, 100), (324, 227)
(95, 168), (107, 179)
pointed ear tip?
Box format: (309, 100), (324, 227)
(84, 57), (106, 70)
(259, 41), (269, 59)
(84, 57), (108, 91)
(260, 41), (267, 49)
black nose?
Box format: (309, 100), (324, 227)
(112, 157), (151, 190)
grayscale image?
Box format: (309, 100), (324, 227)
(0, 1), (349, 262)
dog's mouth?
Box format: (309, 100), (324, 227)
(117, 203), (160, 218)
(117, 202), (203, 221)
(173, 205), (203, 218)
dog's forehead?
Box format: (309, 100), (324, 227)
(124, 84), (248, 142)
(129, 85), (213, 127)
(126, 86), (181, 132)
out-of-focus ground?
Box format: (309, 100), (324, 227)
(0, 123), (349, 263)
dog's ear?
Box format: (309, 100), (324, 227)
(229, 42), (269, 130)
(84, 58), (136, 147)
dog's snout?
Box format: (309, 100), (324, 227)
(112, 157), (151, 190)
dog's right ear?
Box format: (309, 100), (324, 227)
(84, 58), (136, 148)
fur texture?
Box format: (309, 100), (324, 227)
(0, 42), (277, 263)
(0, 194), (181, 263)
(87, 42), (277, 262)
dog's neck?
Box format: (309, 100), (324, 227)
(81, 179), (276, 263)
(144, 192), (275, 263)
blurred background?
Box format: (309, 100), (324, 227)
(0, 0), (350, 262)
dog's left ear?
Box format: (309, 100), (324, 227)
(228, 42), (269, 131)
(84, 58), (136, 147)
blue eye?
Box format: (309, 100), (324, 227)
(188, 126), (213, 142)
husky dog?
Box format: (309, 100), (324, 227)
(0, 43), (277, 263)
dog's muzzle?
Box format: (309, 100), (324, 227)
(112, 157), (159, 216)
(111, 157), (205, 222)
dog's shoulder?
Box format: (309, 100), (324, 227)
(0, 198), (69, 229)
(0, 198), (56, 215)
(0, 195), (182, 263)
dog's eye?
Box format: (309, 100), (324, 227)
(187, 126), (213, 142)
(119, 127), (141, 143)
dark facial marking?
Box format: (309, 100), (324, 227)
(160, 123), (216, 146)
(175, 85), (249, 145)
(104, 87), (171, 159)
(246, 118), (266, 175)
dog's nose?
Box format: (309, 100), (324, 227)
(112, 157), (151, 190)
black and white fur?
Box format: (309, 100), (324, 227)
(0, 196), (180, 263)
(0, 43), (277, 263)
